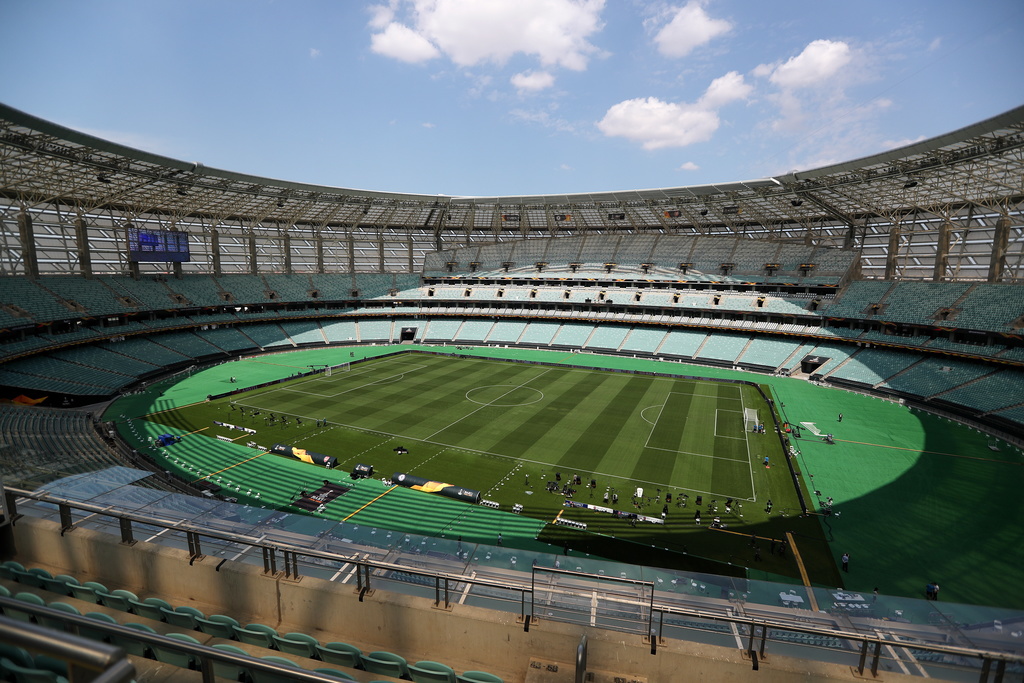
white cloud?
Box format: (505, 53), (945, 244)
(769, 39), (852, 89)
(370, 22), (441, 63)
(309, 48), (321, 59)
(367, 3), (397, 29)
(511, 70), (556, 92)
(597, 71), (750, 150)
(369, 0), (605, 71)
(652, 1), (731, 58)
(422, 122), (436, 128)
(928, 37), (942, 52)
(679, 161), (700, 171)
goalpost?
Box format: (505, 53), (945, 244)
(744, 408), (759, 433)
(313, 363), (349, 377)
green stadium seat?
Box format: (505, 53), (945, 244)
(128, 596), (172, 621)
(32, 655), (68, 679)
(457, 672), (504, 683)
(111, 622), (158, 658)
(250, 655), (300, 683)
(38, 601), (80, 631)
(211, 643), (252, 681)
(362, 651), (409, 679)
(314, 667), (357, 681)
(152, 632), (200, 669)
(0, 657), (68, 683)
(0, 643), (34, 669)
(272, 631), (320, 658)
(9, 591), (46, 622)
(160, 604), (205, 629)
(97, 588), (137, 612)
(196, 613), (240, 639)
(410, 660), (457, 682)
(234, 623), (278, 648)
(79, 611), (118, 642)
(0, 584), (9, 599)
(0, 560), (26, 580)
(68, 581), (107, 604)
(316, 642), (363, 668)
(17, 567), (52, 589)
(39, 574), (79, 596)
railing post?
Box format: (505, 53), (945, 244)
(759, 625), (768, 660)
(186, 531), (203, 562)
(575, 634), (588, 683)
(262, 546), (277, 575)
(857, 639), (869, 675)
(119, 517), (136, 545)
(870, 639), (882, 677)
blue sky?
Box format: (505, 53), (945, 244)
(2, 0), (1022, 197)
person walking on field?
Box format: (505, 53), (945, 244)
(841, 552), (850, 572)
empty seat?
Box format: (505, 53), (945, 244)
(18, 567), (53, 589)
(411, 660), (457, 682)
(234, 623), (278, 648)
(362, 651), (409, 679)
(152, 632), (200, 669)
(316, 642), (363, 668)
(127, 596), (172, 621)
(196, 613), (240, 639)
(457, 672), (504, 683)
(97, 588), (137, 612)
(110, 622), (157, 658)
(160, 605), (205, 629)
(211, 643), (252, 682)
(79, 611), (118, 642)
(68, 581), (107, 604)
(39, 574), (79, 596)
(314, 667), (357, 681)
(0, 643), (33, 669)
(0, 560), (26, 580)
(9, 591), (46, 622)
(0, 657), (68, 683)
(272, 631), (320, 658)
(250, 655), (300, 683)
(38, 601), (80, 631)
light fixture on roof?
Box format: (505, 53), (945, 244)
(176, 187), (188, 196)
(699, 209), (708, 216)
(97, 173), (111, 184)
(791, 199), (803, 207)
(903, 180), (918, 189)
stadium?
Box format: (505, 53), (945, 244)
(0, 99), (1023, 683)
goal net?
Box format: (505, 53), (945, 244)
(744, 408), (759, 432)
(324, 362), (349, 377)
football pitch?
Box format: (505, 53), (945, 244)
(140, 351), (819, 580)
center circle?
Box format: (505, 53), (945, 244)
(466, 385), (545, 407)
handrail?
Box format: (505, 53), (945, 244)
(0, 614), (135, 683)
(6, 486), (1024, 678)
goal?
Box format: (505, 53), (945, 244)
(744, 408), (759, 432)
(325, 362), (349, 377)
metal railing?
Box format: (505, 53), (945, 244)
(5, 485), (1023, 682)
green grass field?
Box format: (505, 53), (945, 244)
(135, 350), (834, 584)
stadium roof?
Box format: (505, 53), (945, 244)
(0, 102), (1022, 281)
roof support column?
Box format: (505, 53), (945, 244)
(316, 233), (324, 274)
(75, 217), (92, 278)
(247, 230), (258, 274)
(346, 231), (355, 273)
(987, 215), (1011, 282)
(932, 221), (951, 282)
(18, 211), (38, 277)
(884, 222), (900, 280)
(407, 228), (414, 273)
(211, 229), (222, 276)
(283, 233), (292, 274)
(377, 228), (385, 272)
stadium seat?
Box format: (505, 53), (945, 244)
(196, 613), (240, 639)
(97, 588), (137, 612)
(210, 643), (252, 682)
(0, 657), (67, 683)
(39, 574), (79, 596)
(128, 596), (172, 621)
(0, 584), (9, 599)
(250, 655), (301, 683)
(457, 672), (504, 683)
(314, 667), (357, 681)
(68, 581), (107, 604)
(362, 651), (409, 679)
(79, 611), (118, 642)
(410, 660), (457, 682)
(9, 591), (45, 622)
(272, 631), (320, 658)
(316, 642), (363, 668)
(0, 643), (34, 669)
(160, 604), (205, 629)
(0, 560), (26, 580)
(38, 601), (80, 631)
(109, 622), (156, 658)
(33, 655), (68, 679)
(234, 622), (278, 648)
(19, 567), (52, 589)
(152, 632), (201, 669)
